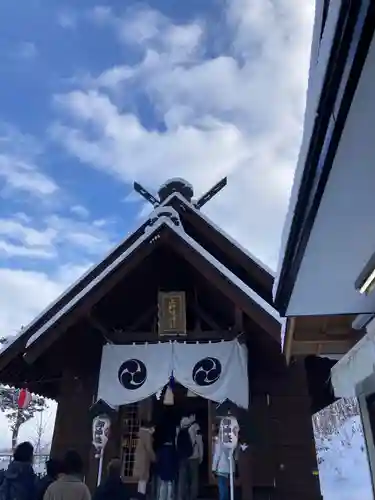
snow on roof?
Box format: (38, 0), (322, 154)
(158, 178), (194, 193)
(0, 328), (25, 353)
(26, 216), (280, 351)
(171, 219), (280, 323)
(159, 191), (276, 277)
(25, 217), (167, 350)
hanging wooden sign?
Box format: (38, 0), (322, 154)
(158, 291), (187, 336)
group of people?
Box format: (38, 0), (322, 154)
(0, 441), (129, 500)
(0, 413), (235, 500)
(133, 412), (235, 500)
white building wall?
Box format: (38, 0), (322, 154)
(273, 0), (343, 298)
(286, 32), (375, 316)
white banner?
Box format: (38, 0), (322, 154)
(173, 340), (248, 408)
(97, 343), (173, 407)
(96, 340), (248, 409)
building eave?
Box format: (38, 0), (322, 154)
(274, 1), (375, 315)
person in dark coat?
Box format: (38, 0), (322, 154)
(0, 441), (36, 500)
(155, 434), (178, 500)
(92, 458), (129, 500)
(36, 459), (61, 500)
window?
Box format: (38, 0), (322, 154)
(121, 403), (139, 481)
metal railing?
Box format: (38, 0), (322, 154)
(0, 454), (49, 476)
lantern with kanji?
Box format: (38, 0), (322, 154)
(92, 414), (111, 459)
(219, 415), (239, 450)
(17, 389), (32, 410)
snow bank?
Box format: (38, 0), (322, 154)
(315, 412), (373, 499)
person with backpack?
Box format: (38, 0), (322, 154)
(0, 441), (36, 500)
(176, 413), (203, 500)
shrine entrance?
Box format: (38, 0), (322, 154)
(152, 383), (210, 494)
(119, 384), (220, 497)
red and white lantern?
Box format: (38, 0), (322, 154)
(18, 389), (32, 410)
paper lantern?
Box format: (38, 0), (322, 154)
(18, 389), (32, 410)
(220, 415), (239, 450)
(187, 389), (198, 398)
(92, 415), (111, 458)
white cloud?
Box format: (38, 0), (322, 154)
(52, 0), (315, 269)
(0, 265), (89, 337)
(0, 126), (59, 198)
(70, 204), (90, 218)
(0, 213), (114, 260)
(0, 262), (91, 449)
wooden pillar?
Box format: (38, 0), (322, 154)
(50, 368), (98, 485)
(239, 445), (253, 500)
(271, 358), (322, 499)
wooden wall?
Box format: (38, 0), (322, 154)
(50, 328), (103, 491)
(248, 326), (322, 500)
(48, 326), (321, 498)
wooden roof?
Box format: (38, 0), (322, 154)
(283, 314), (366, 364)
(0, 191), (280, 388)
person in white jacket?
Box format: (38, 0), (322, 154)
(212, 434), (236, 500)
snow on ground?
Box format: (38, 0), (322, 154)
(315, 413), (373, 499)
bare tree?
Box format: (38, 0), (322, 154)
(0, 334), (48, 449)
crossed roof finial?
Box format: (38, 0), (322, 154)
(133, 177), (227, 210)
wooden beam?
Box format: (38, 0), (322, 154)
(234, 306), (244, 333)
(192, 303), (222, 331)
(87, 313), (113, 343)
(166, 230), (280, 342)
(284, 317), (295, 366)
(127, 306), (156, 332)
(294, 329), (363, 343)
(110, 330), (236, 343)
(292, 339), (357, 356)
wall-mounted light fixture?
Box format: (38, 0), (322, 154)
(355, 252), (375, 295)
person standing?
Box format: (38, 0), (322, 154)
(212, 434), (231, 500)
(43, 450), (91, 500)
(133, 421), (156, 499)
(0, 441), (36, 500)
(155, 433), (178, 500)
(212, 429), (238, 500)
(176, 413), (203, 500)
(36, 459), (61, 500)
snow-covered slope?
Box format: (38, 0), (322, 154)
(313, 399), (373, 499)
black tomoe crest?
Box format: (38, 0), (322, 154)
(192, 357), (222, 386)
(118, 359), (147, 390)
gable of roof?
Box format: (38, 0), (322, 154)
(164, 192), (275, 304)
(0, 193), (280, 369)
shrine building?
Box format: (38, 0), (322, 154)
(0, 179), (322, 500)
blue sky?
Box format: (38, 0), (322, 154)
(0, 0), (314, 445)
